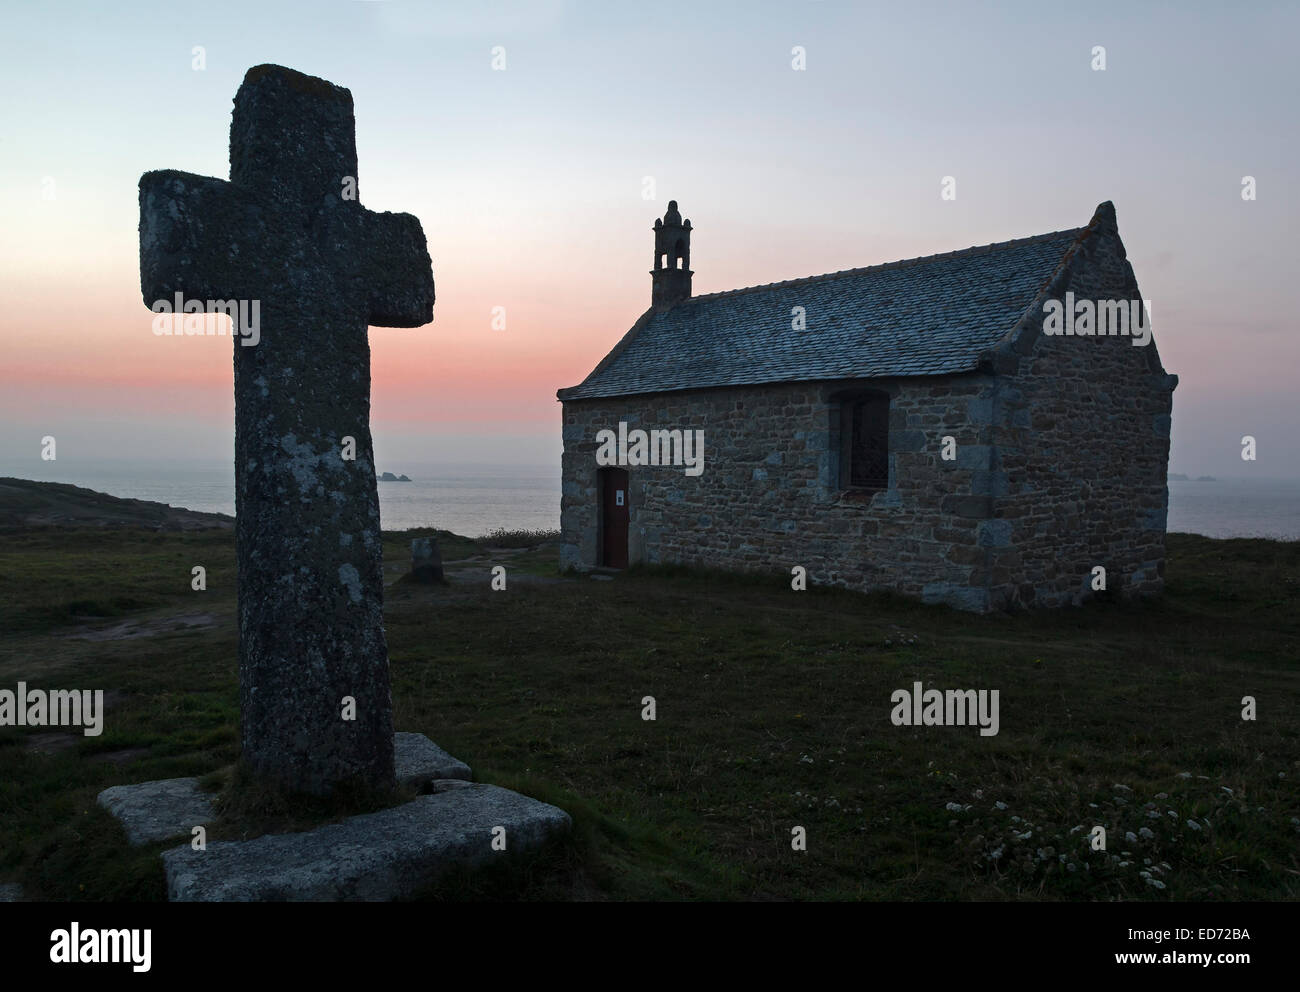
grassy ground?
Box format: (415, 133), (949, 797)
(0, 526), (1296, 901)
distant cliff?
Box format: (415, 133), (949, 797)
(0, 478), (233, 530)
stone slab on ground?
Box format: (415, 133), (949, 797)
(97, 777), (216, 847)
(162, 783), (571, 901)
(394, 732), (471, 788)
(97, 735), (467, 846)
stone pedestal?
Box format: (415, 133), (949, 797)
(96, 734), (570, 900)
(163, 784), (571, 901)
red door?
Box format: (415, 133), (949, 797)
(600, 468), (629, 568)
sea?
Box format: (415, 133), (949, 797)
(2, 462), (1298, 541)
(1, 461), (559, 538)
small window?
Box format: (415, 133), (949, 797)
(839, 392), (889, 490)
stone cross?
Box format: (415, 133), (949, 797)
(138, 65), (435, 795)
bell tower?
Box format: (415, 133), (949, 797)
(651, 200), (692, 310)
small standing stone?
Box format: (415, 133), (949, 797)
(410, 537), (444, 584)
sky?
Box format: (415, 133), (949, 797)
(1, 0), (1296, 477)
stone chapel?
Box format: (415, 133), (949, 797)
(557, 200), (1177, 611)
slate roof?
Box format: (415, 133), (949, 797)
(558, 224), (1089, 401)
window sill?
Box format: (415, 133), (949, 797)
(835, 487), (887, 505)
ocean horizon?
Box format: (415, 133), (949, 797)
(2, 461), (1297, 542)
(1, 460), (558, 538)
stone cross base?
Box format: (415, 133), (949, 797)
(95, 734), (570, 901)
(96, 733), (471, 847)
(163, 783), (571, 901)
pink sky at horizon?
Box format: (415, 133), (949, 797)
(2, 1), (1297, 478)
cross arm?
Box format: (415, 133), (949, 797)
(362, 209), (435, 328)
(139, 169), (253, 306)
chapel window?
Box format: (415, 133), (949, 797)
(839, 391), (890, 490)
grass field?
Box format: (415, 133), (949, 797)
(0, 524), (1296, 901)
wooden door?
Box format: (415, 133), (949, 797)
(600, 468), (629, 568)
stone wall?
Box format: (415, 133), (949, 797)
(983, 204), (1177, 608)
(561, 375), (1005, 611)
